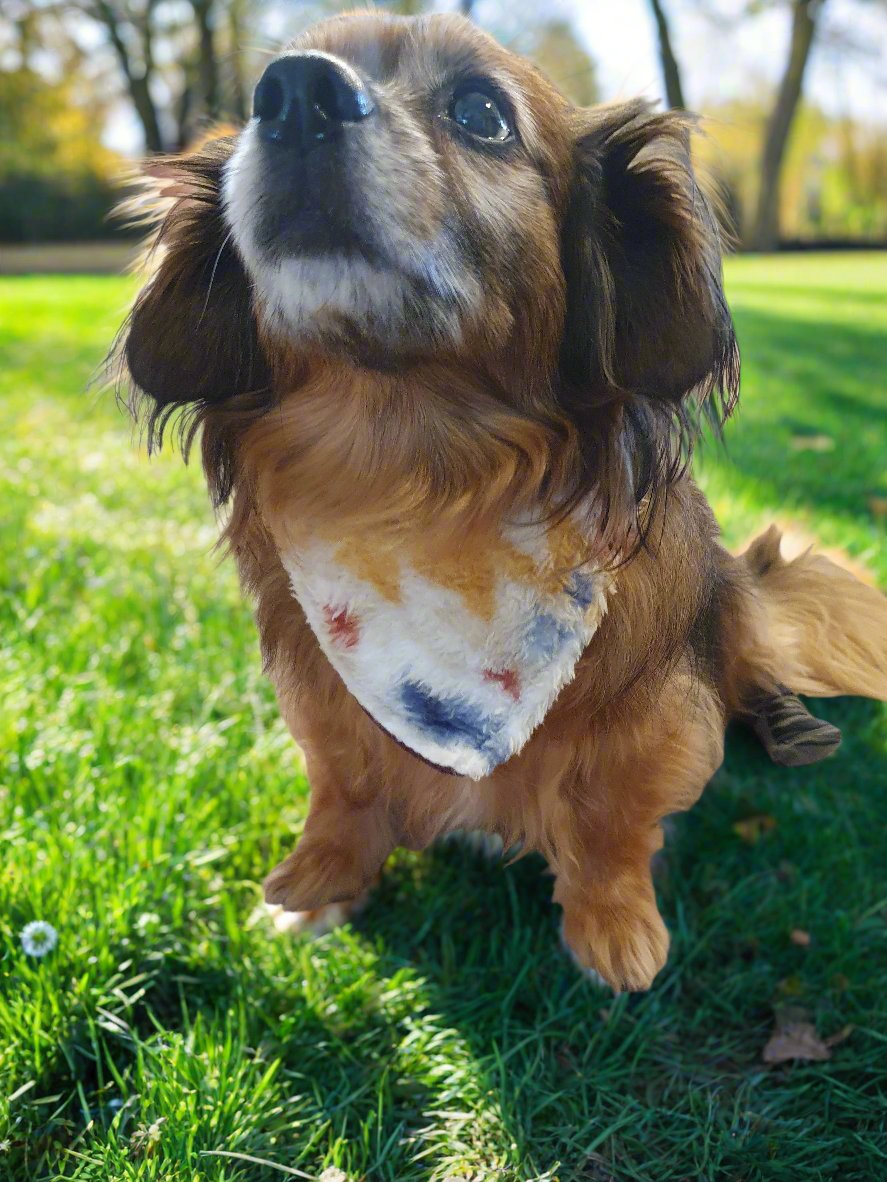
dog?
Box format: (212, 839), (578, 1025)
(112, 11), (887, 991)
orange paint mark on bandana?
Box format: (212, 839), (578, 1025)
(334, 538), (403, 602)
(412, 530), (586, 621)
(546, 518), (590, 575)
(331, 519), (595, 624)
(412, 544), (500, 620)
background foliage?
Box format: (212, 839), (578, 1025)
(0, 0), (885, 248)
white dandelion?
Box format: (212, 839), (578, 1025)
(20, 921), (59, 958)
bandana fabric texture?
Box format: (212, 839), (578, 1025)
(279, 517), (611, 780)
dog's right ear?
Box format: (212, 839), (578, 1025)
(117, 135), (270, 427)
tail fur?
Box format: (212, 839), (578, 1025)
(740, 525), (887, 702)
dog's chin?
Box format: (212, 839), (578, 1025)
(234, 239), (481, 365)
(223, 134), (482, 362)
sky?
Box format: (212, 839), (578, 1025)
(102, 0), (887, 154)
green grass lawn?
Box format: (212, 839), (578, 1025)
(1, 254), (885, 1182)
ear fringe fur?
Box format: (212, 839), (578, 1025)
(559, 100), (740, 553)
(104, 133), (272, 507)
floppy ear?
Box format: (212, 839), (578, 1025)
(560, 101), (738, 402)
(557, 101), (739, 538)
(117, 135), (271, 440)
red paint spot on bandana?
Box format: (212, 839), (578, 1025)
(323, 605), (360, 649)
(483, 668), (521, 700)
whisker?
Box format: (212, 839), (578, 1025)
(200, 227), (236, 324)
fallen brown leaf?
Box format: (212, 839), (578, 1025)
(763, 1020), (831, 1064)
(869, 496), (887, 519)
(790, 929), (811, 947)
(733, 814), (777, 844)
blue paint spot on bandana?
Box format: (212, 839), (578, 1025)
(567, 570), (598, 609)
(400, 681), (493, 749)
(399, 681), (511, 766)
(523, 612), (575, 662)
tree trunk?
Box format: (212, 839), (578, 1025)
(175, 76), (195, 150)
(648, 0), (685, 109)
(228, 0), (248, 123)
(14, 13), (38, 69)
(749, 0), (821, 251)
(192, 0), (220, 121)
(92, 0), (166, 152)
(130, 72), (166, 153)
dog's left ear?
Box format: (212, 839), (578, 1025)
(559, 101), (739, 413)
(114, 134), (271, 438)
(111, 135), (272, 505)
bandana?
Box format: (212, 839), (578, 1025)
(278, 516), (611, 780)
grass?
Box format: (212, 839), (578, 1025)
(1, 253), (885, 1182)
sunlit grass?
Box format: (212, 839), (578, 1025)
(1, 255), (885, 1181)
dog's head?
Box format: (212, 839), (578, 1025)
(118, 11), (738, 542)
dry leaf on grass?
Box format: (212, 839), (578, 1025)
(762, 1008), (853, 1064)
(763, 1021), (831, 1063)
(868, 496), (887, 518)
(790, 928), (811, 947)
(732, 814), (777, 844)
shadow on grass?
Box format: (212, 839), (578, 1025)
(340, 694), (887, 1179)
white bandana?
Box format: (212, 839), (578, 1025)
(278, 516), (611, 780)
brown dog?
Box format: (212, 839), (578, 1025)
(113, 12), (887, 990)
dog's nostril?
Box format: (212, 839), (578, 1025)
(253, 75), (285, 123)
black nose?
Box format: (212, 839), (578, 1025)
(253, 52), (374, 154)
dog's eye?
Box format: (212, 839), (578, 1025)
(449, 87), (512, 142)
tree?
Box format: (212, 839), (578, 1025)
(0, 64), (122, 240)
(4, 0), (271, 154)
(749, 0), (824, 249)
(647, 0), (686, 108)
(90, 0), (166, 152)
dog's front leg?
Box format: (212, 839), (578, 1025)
(263, 743), (396, 914)
(554, 674), (724, 991)
(555, 821), (671, 993)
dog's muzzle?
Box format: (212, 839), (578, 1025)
(253, 52), (375, 156)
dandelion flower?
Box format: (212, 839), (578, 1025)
(20, 921), (58, 958)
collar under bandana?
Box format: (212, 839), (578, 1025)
(278, 515), (611, 780)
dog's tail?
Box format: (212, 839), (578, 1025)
(739, 525), (887, 703)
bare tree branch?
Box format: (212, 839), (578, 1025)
(647, 0), (687, 108)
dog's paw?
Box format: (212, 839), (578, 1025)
(559, 921), (616, 991)
(263, 841), (368, 912)
(263, 900), (362, 936)
(560, 895), (669, 992)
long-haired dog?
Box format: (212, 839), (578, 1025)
(112, 11), (887, 990)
